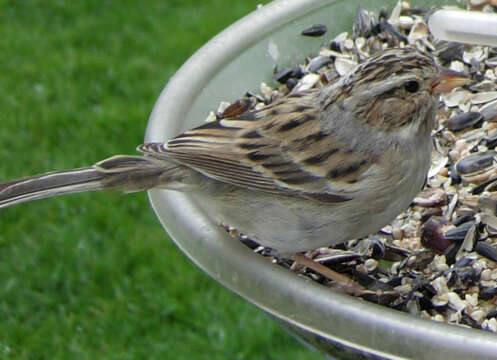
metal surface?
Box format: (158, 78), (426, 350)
(144, 0), (497, 359)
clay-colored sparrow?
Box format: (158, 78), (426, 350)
(0, 48), (467, 255)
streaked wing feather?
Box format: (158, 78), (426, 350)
(140, 91), (372, 203)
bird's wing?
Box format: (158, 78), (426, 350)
(139, 91), (373, 203)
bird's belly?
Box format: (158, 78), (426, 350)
(190, 168), (426, 255)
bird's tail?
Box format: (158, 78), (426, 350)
(0, 155), (173, 209)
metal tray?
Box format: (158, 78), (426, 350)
(145, 1), (497, 358)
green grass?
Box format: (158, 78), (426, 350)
(0, 1), (324, 359)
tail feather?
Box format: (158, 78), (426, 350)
(0, 155), (173, 209)
(0, 168), (106, 208)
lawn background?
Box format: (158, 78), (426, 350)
(0, 1), (325, 359)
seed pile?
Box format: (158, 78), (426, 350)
(210, 1), (497, 332)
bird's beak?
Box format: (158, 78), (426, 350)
(431, 68), (470, 94)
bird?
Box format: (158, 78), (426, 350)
(0, 47), (467, 259)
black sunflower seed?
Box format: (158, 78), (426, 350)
(455, 151), (496, 175)
(301, 24), (327, 37)
(447, 112), (483, 132)
(475, 242), (497, 262)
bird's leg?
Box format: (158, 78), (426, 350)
(220, 222), (380, 298)
(292, 253), (367, 296)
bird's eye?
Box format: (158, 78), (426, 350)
(404, 80), (420, 93)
